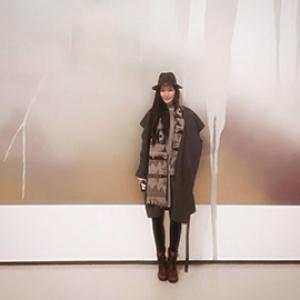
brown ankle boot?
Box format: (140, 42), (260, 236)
(167, 248), (178, 283)
(157, 249), (168, 281)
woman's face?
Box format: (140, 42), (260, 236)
(160, 84), (175, 105)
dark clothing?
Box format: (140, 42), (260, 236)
(136, 105), (205, 272)
(151, 176), (182, 253)
(152, 211), (182, 253)
(151, 215), (165, 252)
(136, 105), (205, 224)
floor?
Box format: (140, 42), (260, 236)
(0, 263), (299, 300)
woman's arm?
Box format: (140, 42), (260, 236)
(135, 109), (152, 179)
(135, 125), (150, 179)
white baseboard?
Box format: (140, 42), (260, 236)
(0, 205), (299, 262)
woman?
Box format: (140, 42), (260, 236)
(135, 72), (205, 283)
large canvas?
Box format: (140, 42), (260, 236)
(0, 0), (299, 204)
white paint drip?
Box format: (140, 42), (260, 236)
(3, 75), (46, 200)
(273, 0), (282, 84)
(296, 0), (300, 82)
(22, 125), (26, 200)
(207, 110), (226, 260)
(181, 1), (192, 103)
(210, 115), (218, 260)
(203, 0), (238, 260)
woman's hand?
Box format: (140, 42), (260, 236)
(136, 177), (147, 191)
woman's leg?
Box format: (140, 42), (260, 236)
(169, 211), (182, 252)
(151, 211), (165, 253)
(167, 210), (182, 283)
(168, 176), (182, 252)
(151, 211), (167, 281)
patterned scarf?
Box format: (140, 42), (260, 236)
(146, 105), (184, 207)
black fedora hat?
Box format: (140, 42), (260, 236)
(152, 72), (182, 90)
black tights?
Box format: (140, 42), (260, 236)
(151, 210), (182, 253)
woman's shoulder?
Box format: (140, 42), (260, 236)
(139, 108), (152, 128)
(182, 105), (205, 132)
(182, 105), (198, 118)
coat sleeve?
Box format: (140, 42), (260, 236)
(135, 109), (152, 179)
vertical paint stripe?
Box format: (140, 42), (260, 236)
(296, 0), (300, 83)
(273, 0), (282, 84)
(2, 75), (46, 200)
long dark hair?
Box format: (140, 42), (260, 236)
(149, 86), (180, 145)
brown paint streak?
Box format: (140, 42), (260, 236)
(219, 101), (300, 204)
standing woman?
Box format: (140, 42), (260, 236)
(135, 72), (205, 283)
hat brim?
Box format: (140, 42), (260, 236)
(152, 83), (182, 90)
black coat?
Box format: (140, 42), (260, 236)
(136, 105), (205, 224)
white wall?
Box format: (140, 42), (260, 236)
(0, 205), (299, 262)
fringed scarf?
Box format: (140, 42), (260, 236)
(146, 105), (184, 207)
